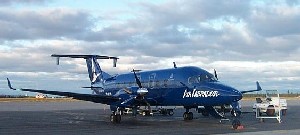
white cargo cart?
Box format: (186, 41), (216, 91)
(253, 90), (287, 123)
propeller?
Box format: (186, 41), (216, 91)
(123, 69), (148, 96)
(122, 69), (151, 114)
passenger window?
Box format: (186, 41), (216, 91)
(155, 80), (160, 87)
(188, 76), (198, 84)
(163, 80), (168, 87)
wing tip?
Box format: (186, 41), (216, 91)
(6, 78), (16, 90)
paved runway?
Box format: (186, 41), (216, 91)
(0, 100), (299, 135)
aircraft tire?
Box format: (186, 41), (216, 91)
(110, 114), (121, 123)
(266, 105), (275, 116)
(161, 109), (168, 116)
(183, 112), (189, 120)
(188, 112), (193, 120)
(168, 110), (174, 116)
(110, 114), (116, 123)
(115, 114), (121, 123)
(202, 110), (209, 117)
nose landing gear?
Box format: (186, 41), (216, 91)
(183, 112), (193, 120)
(183, 107), (194, 120)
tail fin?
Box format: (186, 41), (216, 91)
(86, 57), (112, 84)
(51, 54), (118, 85)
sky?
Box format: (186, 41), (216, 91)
(1, 0), (300, 95)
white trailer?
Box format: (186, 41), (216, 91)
(252, 90), (287, 123)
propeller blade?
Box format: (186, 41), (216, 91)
(133, 69), (142, 88)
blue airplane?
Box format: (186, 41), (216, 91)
(7, 54), (262, 128)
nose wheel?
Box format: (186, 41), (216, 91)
(183, 107), (194, 120)
(183, 112), (193, 120)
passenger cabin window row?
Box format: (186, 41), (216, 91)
(105, 79), (178, 89)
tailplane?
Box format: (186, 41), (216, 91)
(51, 54), (118, 86)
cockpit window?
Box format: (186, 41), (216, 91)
(188, 73), (217, 84)
(198, 74), (217, 82)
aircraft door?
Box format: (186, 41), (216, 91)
(148, 73), (156, 88)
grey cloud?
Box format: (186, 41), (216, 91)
(136, 0), (250, 27)
(248, 1), (300, 37)
(0, 9), (93, 40)
(1, 0), (300, 93)
(0, 0), (49, 6)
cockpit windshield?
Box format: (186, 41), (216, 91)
(198, 73), (217, 82)
(188, 73), (217, 84)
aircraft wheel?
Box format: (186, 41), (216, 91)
(188, 112), (193, 120)
(142, 111), (146, 116)
(183, 112), (188, 120)
(110, 114), (121, 123)
(183, 112), (189, 120)
(232, 119), (241, 129)
(266, 105), (275, 116)
(110, 114), (116, 123)
(161, 109), (168, 116)
(202, 110), (209, 117)
(115, 114), (121, 123)
(142, 110), (151, 116)
(168, 110), (174, 116)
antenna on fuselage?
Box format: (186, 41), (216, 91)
(214, 69), (218, 80)
(173, 62), (177, 68)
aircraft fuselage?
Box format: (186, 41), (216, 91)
(97, 66), (242, 107)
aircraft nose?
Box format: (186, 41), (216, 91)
(231, 88), (243, 102)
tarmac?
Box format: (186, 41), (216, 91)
(0, 100), (299, 135)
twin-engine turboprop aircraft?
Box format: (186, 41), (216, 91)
(7, 54), (261, 128)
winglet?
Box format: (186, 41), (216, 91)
(256, 81), (262, 91)
(7, 78), (16, 90)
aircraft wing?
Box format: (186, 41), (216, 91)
(240, 81), (262, 94)
(6, 78), (119, 104)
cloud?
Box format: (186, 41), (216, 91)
(0, 8), (93, 40)
(0, 0), (48, 6)
(248, 1), (300, 37)
(1, 0), (300, 94)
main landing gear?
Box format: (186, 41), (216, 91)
(183, 107), (193, 120)
(110, 112), (121, 123)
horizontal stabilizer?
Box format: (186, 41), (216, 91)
(241, 81), (262, 94)
(51, 54), (118, 67)
(51, 54), (118, 60)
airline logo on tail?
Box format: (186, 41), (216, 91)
(86, 57), (102, 84)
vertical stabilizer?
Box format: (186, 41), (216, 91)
(86, 57), (105, 85)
